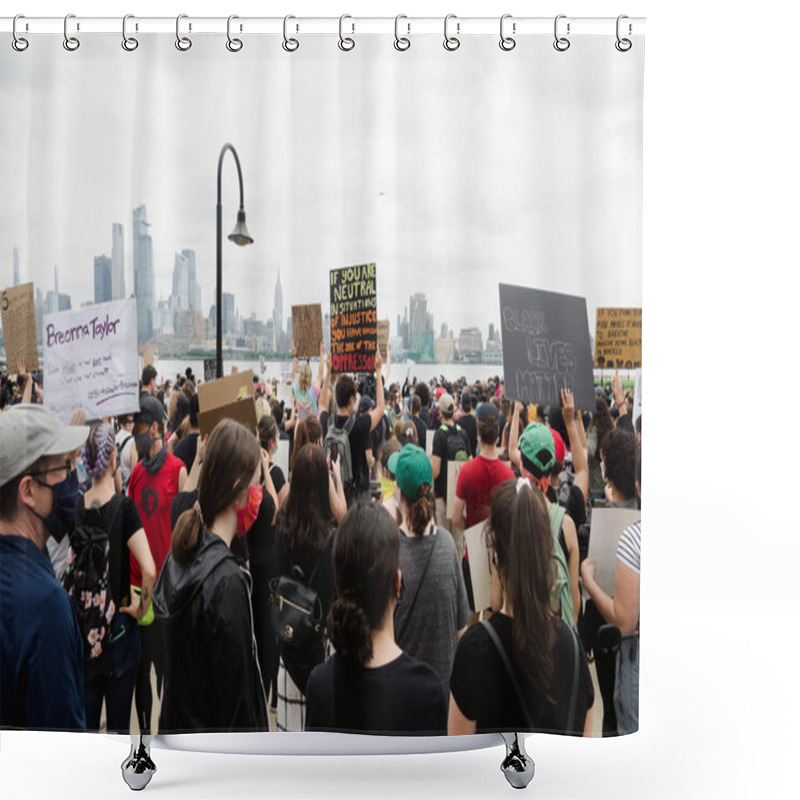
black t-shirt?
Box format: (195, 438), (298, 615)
(173, 433), (199, 473)
(246, 464), (282, 571)
(449, 613), (594, 734)
(458, 413), (478, 457)
(319, 409), (330, 440)
(305, 652), (447, 735)
(431, 424), (470, 499)
(419, 407), (431, 429)
(79, 494), (142, 606)
(334, 413), (372, 493)
(171, 489), (250, 565)
(410, 416), (428, 449)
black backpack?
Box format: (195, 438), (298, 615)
(442, 423), (470, 463)
(269, 539), (331, 693)
(62, 494), (124, 660)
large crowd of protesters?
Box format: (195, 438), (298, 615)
(1, 346), (640, 738)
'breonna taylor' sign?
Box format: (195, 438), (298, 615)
(498, 283), (595, 411)
(43, 297), (140, 423)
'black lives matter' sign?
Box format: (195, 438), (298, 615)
(330, 263), (377, 373)
(499, 283), (595, 410)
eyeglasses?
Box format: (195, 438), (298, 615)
(28, 459), (74, 479)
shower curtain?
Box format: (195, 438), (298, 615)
(0, 12), (644, 783)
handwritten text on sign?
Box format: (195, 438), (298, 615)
(43, 298), (139, 423)
(499, 283), (595, 410)
(594, 307), (642, 368)
(329, 263), (377, 373)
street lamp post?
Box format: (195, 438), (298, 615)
(216, 143), (253, 379)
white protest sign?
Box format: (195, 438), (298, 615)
(426, 429), (435, 455)
(277, 382), (293, 407)
(272, 436), (290, 481)
(585, 507), (641, 597)
(446, 460), (467, 519)
(464, 522), (493, 612)
(633, 368), (642, 425)
(43, 298), (139, 423)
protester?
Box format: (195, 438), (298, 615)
(378, 437), (402, 509)
(393, 418), (418, 448)
(115, 413), (137, 495)
(457, 389), (478, 457)
(291, 416), (324, 472)
(154, 419), (269, 732)
(0, 404), (90, 729)
(140, 365), (157, 399)
(408, 394), (428, 447)
(391, 445), (470, 693)
(581, 442), (641, 735)
(448, 479), (594, 735)
(76, 423), (156, 733)
(292, 343), (324, 423)
(414, 382), (431, 429)
(587, 396), (615, 501)
(172, 394), (201, 472)
(305, 502), (447, 735)
(273, 444), (338, 731)
(430, 392), (471, 556)
(258, 414), (290, 510)
(128, 394), (187, 735)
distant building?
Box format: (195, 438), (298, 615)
(12, 246), (20, 286)
(133, 206), (155, 343)
(435, 338), (455, 363)
(111, 223), (125, 299)
(222, 292), (236, 336)
(273, 268), (283, 338)
(93, 256), (112, 304)
(458, 327), (483, 360)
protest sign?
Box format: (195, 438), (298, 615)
(633, 368), (642, 424)
(43, 298), (138, 422)
(377, 320), (390, 361)
(277, 382), (293, 408)
(203, 358), (217, 383)
(594, 307), (642, 368)
(446, 460), (467, 519)
(585, 507), (641, 597)
(464, 522), (493, 613)
(329, 263), (377, 373)
(426, 429), (435, 456)
(292, 304), (323, 358)
(196, 369), (256, 437)
(1, 282), (39, 371)
(272, 439), (290, 480)
(499, 283), (595, 410)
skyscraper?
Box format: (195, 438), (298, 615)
(182, 249), (201, 312)
(223, 292), (236, 335)
(111, 223), (125, 299)
(12, 246), (20, 286)
(272, 268), (283, 338)
(94, 256), (112, 304)
(133, 206), (155, 343)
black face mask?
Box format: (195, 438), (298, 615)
(32, 468), (80, 543)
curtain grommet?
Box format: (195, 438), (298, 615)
(63, 13), (80, 51)
(394, 15), (411, 51)
(443, 14), (460, 51)
(499, 14), (516, 51)
(553, 15), (570, 52)
(282, 15), (299, 52)
(176, 14), (192, 51)
(121, 14), (138, 51)
(12, 15), (29, 51)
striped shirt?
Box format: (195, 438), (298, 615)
(616, 520), (641, 575)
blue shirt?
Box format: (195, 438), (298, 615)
(0, 535), (86, 730)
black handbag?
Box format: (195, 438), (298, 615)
(269, 549), (328, 694)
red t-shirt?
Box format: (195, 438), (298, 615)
(455, 455), (515, 530)
(128, 452), (185, 585)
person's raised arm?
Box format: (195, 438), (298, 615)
(613, 372), (627, 418)
(368, 350), (385, 432)
(327, 452), (347, 522)
(315, 340), (325, 390)
(580, 556), (640, 634)
(318, 349), (332, 417)
(17, 358), (32, 404)
(183, 434), (207, 493)
(508, 400), (524, 469)
(561, 388), (589, 504)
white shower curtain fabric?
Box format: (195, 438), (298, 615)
(0, 30), (643, 739)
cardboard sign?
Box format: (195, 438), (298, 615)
(292, 304), (323, 359)
(585, 507), (641, 597)
(594, 307), (642, 368)
(464, 522), (493, 613)
(196, 369), (256, 437)
(1, 282), (39, 371)
(329, 263), (377, 373)
(43, 298), (139, 422)
(446, 460), (467, 519)
(377, 320), (390, 361)
(499, 283), (595, 411)
(203, 358), (217, 383)
(633, 368), (642, 424)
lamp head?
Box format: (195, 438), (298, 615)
(228, 209), (253, 246)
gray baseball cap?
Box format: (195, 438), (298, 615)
(0, 404), (90, 487)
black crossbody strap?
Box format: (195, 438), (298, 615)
(567, 623), (581, 733)
(480, 620), (536, 731)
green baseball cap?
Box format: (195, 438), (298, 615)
(387, 444), (433, 499)
(518, 422), (556, 476)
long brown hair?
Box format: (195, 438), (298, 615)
(171, 419), (261, 564)
(487, 479), (556, 709)
(291, 416), (323, 471)
(279, 443), (333, 558)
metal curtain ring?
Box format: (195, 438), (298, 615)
(615, 15), (632, 51)
(226, 15), (243, 52)
(176, 14), (192, 51)
(394, 14), (410, 51)
(63, 13), (80, 51)
(499, 14), (516, 51)
(121, 14), (138, 51)
(283, 15), (299, 52)
(12, 15), (29, 51)
(338, 14), (355, 51)
(443, 14), (460, 51)
(553, 14), (570, 51)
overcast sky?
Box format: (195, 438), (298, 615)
(1, 32), (642, 340)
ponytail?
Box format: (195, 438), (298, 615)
(328, 593), (373, 666)
(171, 506), (203, 565)
(406, 484), (435, 537)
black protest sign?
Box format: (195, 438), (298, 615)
(329, 263), (377, 374)
(499, 283), (595, 410)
